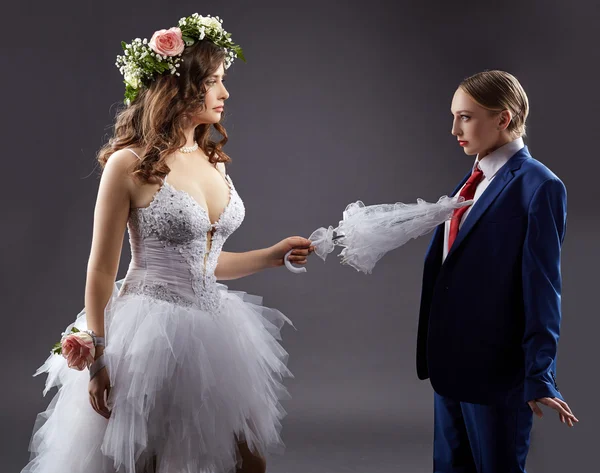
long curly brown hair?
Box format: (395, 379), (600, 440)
(97, 39), (231, 182)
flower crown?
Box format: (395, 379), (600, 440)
(115, 13), (245, 105)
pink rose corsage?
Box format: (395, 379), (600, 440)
(51, 327), (104, 372)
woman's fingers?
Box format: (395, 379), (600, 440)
(89, 377), (111, 419)
(539, 398), (576, 420)
(554, 398), (572, 413)
(555, 398), (577, 421)
(286, 236), (312, 248)
(89, 393), (108, 418)
(529, 397), (578, 427)
(287, 255), (308, 262)
(95, 387), (111, 419)
(286, 255), (307, 262)
(89, 395), (99, 415)
(106, 384), (112, 410)
(288, 245), (316, 257)
(527, 400), (544, 418)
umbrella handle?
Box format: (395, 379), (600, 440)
(284, 249), (307, 274)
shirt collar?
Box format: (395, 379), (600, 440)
(474, 137), (524, 180)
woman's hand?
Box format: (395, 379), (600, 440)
(268, 236), (315, 268)
(528, 397), (579, 427)
(88, 348), (111, 419)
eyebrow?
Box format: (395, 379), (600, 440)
(211, 73), (227, 78)
(451, 110), (474, 114)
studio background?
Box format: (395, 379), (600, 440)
(2, 1), (597, 471)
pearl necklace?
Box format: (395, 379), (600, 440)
(179, 142), (199, 153)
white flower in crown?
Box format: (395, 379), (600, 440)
(202, 16), (222, 30)
(123, 65), (142, 89)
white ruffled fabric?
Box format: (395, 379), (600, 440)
(309, 195), (471, 274)
(22, 280), (292, 473)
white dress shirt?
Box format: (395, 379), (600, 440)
(442, 137), (525, 262)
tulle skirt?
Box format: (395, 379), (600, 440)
(22, 280), (293, 473)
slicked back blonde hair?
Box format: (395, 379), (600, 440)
(460, 70), (529, 138)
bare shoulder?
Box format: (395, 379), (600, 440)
(104, 148), (142, 172)
(102, 148), (143, 183)
(96, 149), (145, 206)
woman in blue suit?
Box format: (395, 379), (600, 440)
(417, 70), (578, 472)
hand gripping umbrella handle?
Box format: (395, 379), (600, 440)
(284, 249), (307, 274)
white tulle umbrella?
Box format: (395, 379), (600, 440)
(285, 195), (472, 274)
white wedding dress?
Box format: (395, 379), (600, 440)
(22, 157), (292, 473)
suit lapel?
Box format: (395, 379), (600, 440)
(423, 171), (470, 266)
(451, 171), (472, 198)
(445, 147), (531, 261)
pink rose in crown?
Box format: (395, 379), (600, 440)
(149, 27), (185, 56)
(61, 332), (95, 371)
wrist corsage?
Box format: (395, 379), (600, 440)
(51, 328), (105, 374)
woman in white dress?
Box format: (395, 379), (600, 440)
(22, 14), (314, 473)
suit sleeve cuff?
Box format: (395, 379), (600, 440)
(524, 375), (563, 402)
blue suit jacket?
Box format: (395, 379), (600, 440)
(416, 146), (567, 406)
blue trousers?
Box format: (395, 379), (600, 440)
(433, 392), (533, 473)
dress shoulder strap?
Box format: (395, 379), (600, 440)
(125, 148), (142, 160)
(124, 148), (165, 184)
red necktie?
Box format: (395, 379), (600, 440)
(448, 166), (485, 251)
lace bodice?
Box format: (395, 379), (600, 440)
(119, 168), (245, 311)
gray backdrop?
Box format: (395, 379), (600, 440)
(2, 0), (598, 471)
